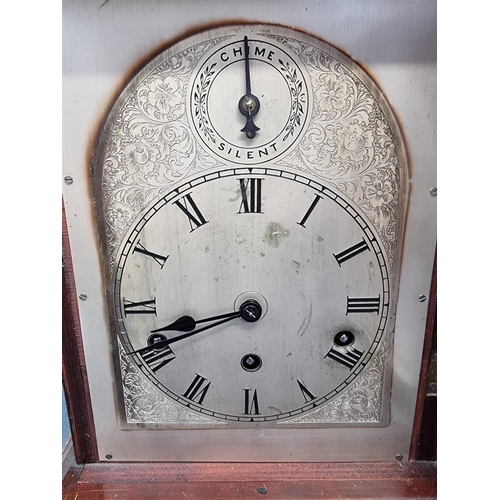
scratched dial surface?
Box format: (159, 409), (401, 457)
(115, 168), (389, 422)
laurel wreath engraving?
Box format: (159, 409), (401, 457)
(279, 59), (306, 141)
(192, 56), (307, 145)
(193, 62), (217, 143)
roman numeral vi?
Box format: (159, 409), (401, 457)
(243, 389), (260, 415)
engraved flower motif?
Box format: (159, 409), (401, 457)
(132, 396), (158, 416)
(109, 207), (131, 232)
(348, 387), (377, 416)
(123, 373), (145, 394)
(365, 177), (394, 208)
(103, 156), (122, 189)
(123, 142), (158, 172)
(147, 75), (182, 116)
(336, 122), (374, 163)
(124, 142), (151, 166)
(317, 75), (349, 112)
(376, 119), (392, 146)
(122, 141), (160, 180)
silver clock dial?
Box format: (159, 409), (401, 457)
(93, 23), (407, 429)
(116, 168), (389, 422)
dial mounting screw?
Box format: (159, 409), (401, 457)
(64, 176), (74, 185)
(79, 293), (88, 301)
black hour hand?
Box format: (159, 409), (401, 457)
(151, 310), (241, 334)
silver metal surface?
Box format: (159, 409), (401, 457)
(62, 0), (436, 462)
(98, 24), (402, 428)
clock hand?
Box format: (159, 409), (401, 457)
(128, 300), (263, 355)
(238, 36), (260, 139)
(243, 36), (252, 97)
(131, 314), (241, 355)
(152, 299), (263, 335)
(242, 107), (260, 139)
(151, 310), (242, 333)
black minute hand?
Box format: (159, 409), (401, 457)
(127, 300), (263, 356)
(239, 36), (260, 139)
(130, 314), (242, 356)
(244, 36), (253, 98)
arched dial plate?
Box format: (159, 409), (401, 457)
(94, 23), (407, 429)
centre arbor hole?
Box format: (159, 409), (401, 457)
(240, 299), (263, 323)
(241, 353), (262, 372)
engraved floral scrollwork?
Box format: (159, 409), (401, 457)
(340, 166), (399, 242)
(119, 341), (226, 425)
(279, 338), (389, 425)
(101, 41), (227, 262)
(137, 74), (185, 121)
(266, 35), (402, 264)
(316, 70), (350, 114)
(300, 58), (376, 177)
